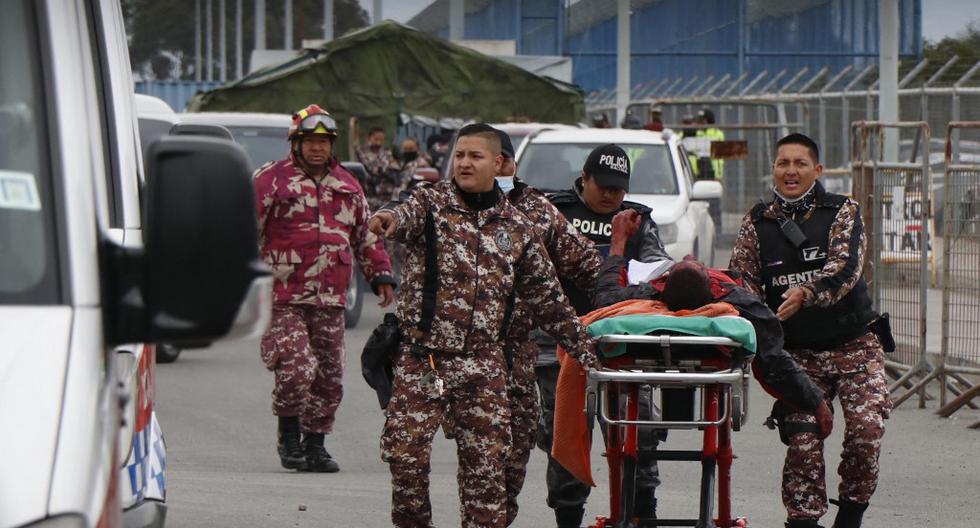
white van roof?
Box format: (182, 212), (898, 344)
(134, 93), (177, 120)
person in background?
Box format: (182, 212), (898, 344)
(386, 136), (432, 277)
(355, 125), (396, 211)
(693, 108), (725, 235)
(391, 137), (432, 192)
(426, 131), (452, 173)
(254, 104), (396, 473)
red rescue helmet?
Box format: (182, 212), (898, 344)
(288, 104), (338, 140)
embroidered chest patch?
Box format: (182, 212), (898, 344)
(495, 231), (512, 252)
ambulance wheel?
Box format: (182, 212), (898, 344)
(345, 274), (364, 328)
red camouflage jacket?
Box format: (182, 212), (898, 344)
(254, 153), (393, 307)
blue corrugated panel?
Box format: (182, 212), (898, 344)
(568, 0), (920, 93)
(466, 0), (519, 40)
(134, 81), (224, 112)
(412, 0), (920, 94)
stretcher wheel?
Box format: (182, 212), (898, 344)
(586, 392), (597, 430)
(731, 392), (742, 431)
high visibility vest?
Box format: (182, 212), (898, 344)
(696, 127), (725, 180)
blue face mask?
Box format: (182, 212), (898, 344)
(496, 176), (515, 193)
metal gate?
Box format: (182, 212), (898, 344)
(850, 121), (932, 409)
(936, 122), (980, 424)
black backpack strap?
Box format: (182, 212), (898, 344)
(417, 209), (438, 332)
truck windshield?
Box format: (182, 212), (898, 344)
(226, 126), (289, 171)
(0, 0), (61, 304)
(518, 142), (678, 195)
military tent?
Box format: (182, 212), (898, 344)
(187, 21), (584, 159)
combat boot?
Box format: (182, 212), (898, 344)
(634, 497), (657, 527)
(785, 519), (823, 528)
(555, 506), (585, 528)
(300, 432), (340, 473)
(276, 416), (306, 470)
(831, 498), (869, 528)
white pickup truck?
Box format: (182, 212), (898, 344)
(0, 1), (271, 527)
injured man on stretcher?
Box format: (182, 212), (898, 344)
(592, 208), (833, 433)
(593, 210), (833, 424)
(548, 209), (837, 526)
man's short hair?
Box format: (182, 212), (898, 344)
(776, 133), (820, 163)
(368, 126), (386, 136)
(456, 123), (502, 156)
(662, 262), (713, 311)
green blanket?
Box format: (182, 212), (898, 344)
(586, 314), (756, 358)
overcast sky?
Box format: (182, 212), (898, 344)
(362, 0), (980, 43)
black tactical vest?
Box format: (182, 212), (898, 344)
(549, 189), (650, 315)
(752, 192), (874, 350)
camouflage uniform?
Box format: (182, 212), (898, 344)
(501, 180), (602, 525)
(376, 180), (597, 528)
(255, 153), (394, 434)
(355, 144), (397, 211)
(729, 181), (892, 521)
(386, 156), (433, 277)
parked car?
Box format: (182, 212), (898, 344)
(489, 122), (581, 153)
(516, 128), (721, 263)
(438, 122), (581, 180)
(1, 3), (270, 528)
(176, 112), (370, 327)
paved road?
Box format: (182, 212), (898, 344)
(158, 300), (979, 528)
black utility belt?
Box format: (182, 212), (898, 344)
(785, 328), (873, 352)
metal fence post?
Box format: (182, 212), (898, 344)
(951, 63), (980, 163)
(842, 65), (876, 166)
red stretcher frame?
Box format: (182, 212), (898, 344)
(584, 334), (752, 528)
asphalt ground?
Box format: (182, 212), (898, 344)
(157, 292), (979, 527)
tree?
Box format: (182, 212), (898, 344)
(125, 0), (369, 81)
(920, 22), (980, 85)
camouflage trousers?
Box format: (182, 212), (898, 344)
(535, 363), (662, 512)
(783, 333), (892, 520)
(503, 342), (541, 526)
(260, 304), (346, 434)
(381, 347), (511, 528)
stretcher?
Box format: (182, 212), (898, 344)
(584, 314), (754, 528)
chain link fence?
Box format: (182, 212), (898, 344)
(586, 62), (980, 421)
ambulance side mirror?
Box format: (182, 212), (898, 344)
(105, 135), (271, 347)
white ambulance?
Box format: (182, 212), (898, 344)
(0, 1), (270, 527)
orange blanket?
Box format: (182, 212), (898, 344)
(551, 299), (738, 486)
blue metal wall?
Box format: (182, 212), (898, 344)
(418, 0), (921, 94)
(567, 0), (921, 92)
(134, 80), (224, 112)
(434, 0), (563, 55)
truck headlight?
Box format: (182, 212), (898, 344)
(657, 222), (678, 245)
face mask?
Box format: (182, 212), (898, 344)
(496, 176), (515, 193)
(402, 151), (419, 162)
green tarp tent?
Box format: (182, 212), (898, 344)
(187, 21), (584, 159)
